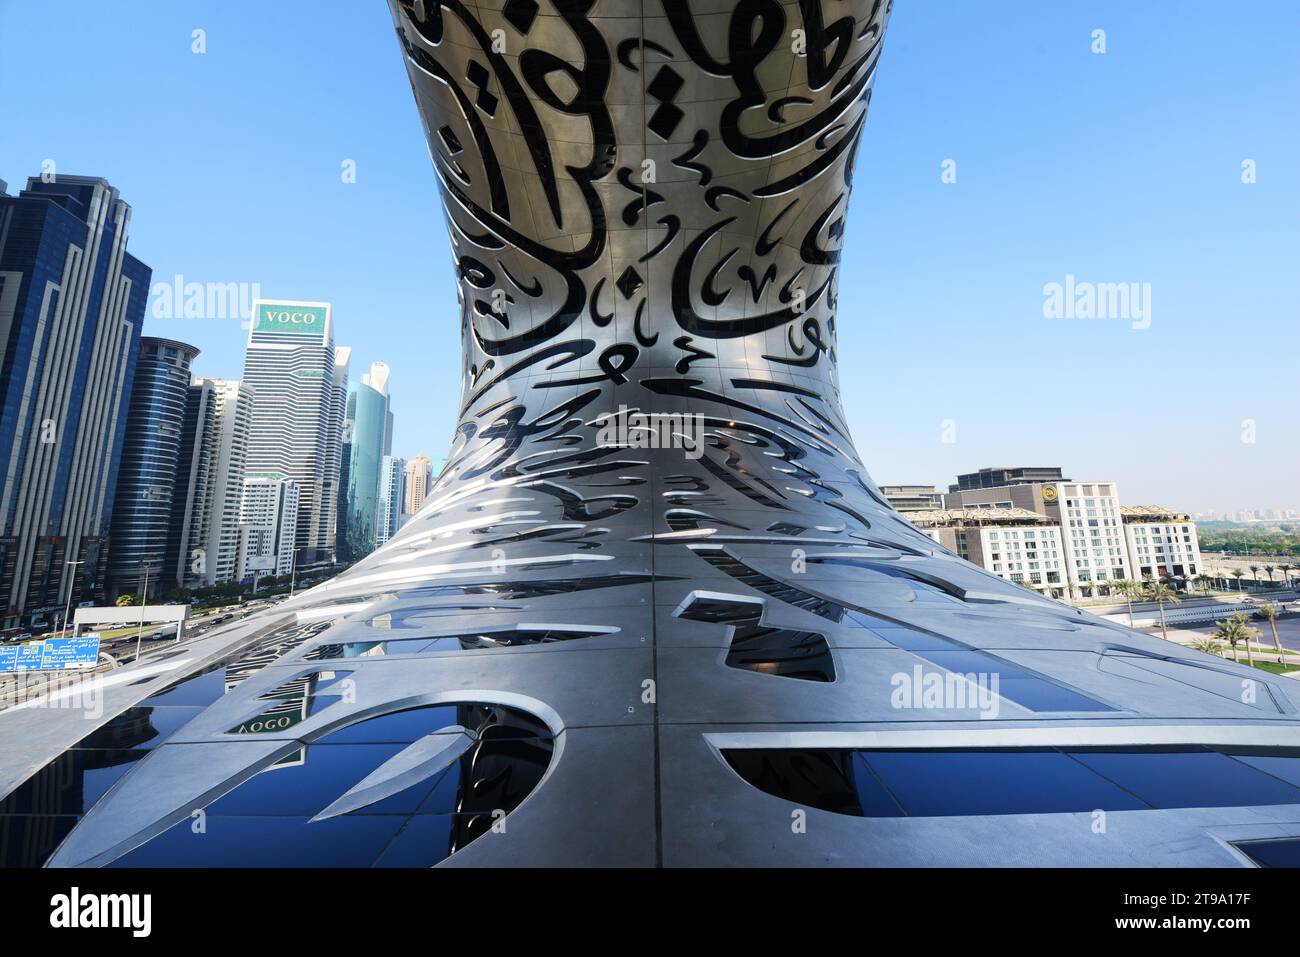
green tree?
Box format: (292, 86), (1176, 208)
(1142, 579), (1181, 641)
(1254, 602), (1285, 663)
(116, 593), (141, 607)
(1231, 569), (1246, 593)
(1190, 636), (1222, 656)
(1213, 613), (1259, 665)
(1112, 579), (1140, 627)
(1250, 564), (1261, 585)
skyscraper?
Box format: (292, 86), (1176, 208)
(0, 175), (150, 628)
(339, 361), (391, 562)
(403, 454), (432, 518)
(376, 454), (406, 548)
(106, 337), (200, 600)
(165, 378), (216, 590)
(190, 378), (254, 586)
(242, 300), (347, 566)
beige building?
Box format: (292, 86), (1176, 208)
(403, 454), (434, 516)
(943, 480), (1133, 597)
(943, 479), (1204, 599)
(1047, 481), (1134, 596)
(189, 378), (255, 586)
(1121, 505), (1202, 583)
(909, 508), (1069, 599)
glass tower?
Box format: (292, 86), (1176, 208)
(0, 176), (150, 628)
(106, 337), (200, 601)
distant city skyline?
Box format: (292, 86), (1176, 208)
(3, 1), (1296, 510)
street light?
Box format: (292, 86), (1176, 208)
(60, 559), (86, 639)
(134, 561), (156, 664)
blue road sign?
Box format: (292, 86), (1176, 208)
(38, 634), (101, 670)
(0, 641), (47, 672)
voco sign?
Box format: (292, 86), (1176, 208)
(253, 303), (327, 336)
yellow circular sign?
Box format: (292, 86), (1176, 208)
(1042, 486), (1058, 502)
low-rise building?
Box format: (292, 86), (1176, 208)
(908, 507), (1069, 599)
(942, 478), (1200, 599)
(1121, 505), (1202, 584)
(880, 485), (942, 512)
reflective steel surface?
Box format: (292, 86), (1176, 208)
(4, 0), (1300, 867)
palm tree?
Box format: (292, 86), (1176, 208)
(1190, 636), (1222, 656)
(1255, 602), (1284, 663)
(1142, 580), (1181, 641)
(1231, 569), (1246, 593)
(1111, 578), (1140, 627)
(1265, 564), (1276, 586)
(1249, 564), (1261, 586)
(1213, 613), (1260, 665)
(1194, 573), (1213, 594)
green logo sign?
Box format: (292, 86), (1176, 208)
(253, 303), (327, 337)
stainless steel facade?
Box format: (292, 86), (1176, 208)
(7, 1), (1300, 868)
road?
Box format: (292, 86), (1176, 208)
(1164, 614), (1300, 655)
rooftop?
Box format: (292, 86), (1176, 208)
(906, 507), (1055, 528)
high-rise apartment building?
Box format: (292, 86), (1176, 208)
(339, 362), (391, 562)
(238, 474), (300, 580)
(165, 378), (216, 590)
(0, 176), (150, 628)
(189, 378), (254, 586)
(106, 337), (200, 600)
(403, 454), (433, 517)
(377, 455), (407, 548)
(242, 300), (347, 565)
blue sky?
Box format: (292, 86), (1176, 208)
(2, 0), (1297, 513)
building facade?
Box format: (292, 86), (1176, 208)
(911, 508), (1069, 598)
(942, 478), (1198, 598)
(242, 300), (347, 566)
(339, 362), (391, 562)
(403, 454), (432, 518)
(1121, 505), (1202, 583)
(106, 337), (200, 600)
(238, 474), (300, 580)
(376, 454), (407, 548)
(879, 485), (942, 512)
(0, 176), (150, 628)
(189, 378), (254, 586)
(164, 377), (216, 590)
(1047, 481), (1134, 596)
(949, 466), (1067, 492)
